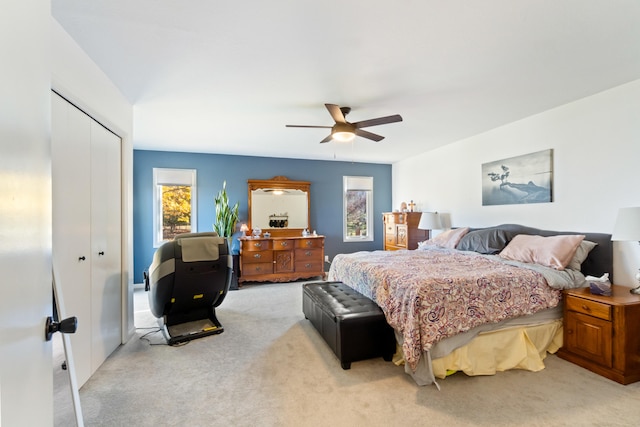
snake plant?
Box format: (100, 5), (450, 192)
(213, 181), (239, 237)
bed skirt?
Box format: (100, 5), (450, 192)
(395, 319), (563, 387)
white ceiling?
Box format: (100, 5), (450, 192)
(52, 1), (640, 164)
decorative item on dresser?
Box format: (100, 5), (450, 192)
(383, 212), (429, 250)
(557, 285), (640, 384)
(240, 175), (324, 283)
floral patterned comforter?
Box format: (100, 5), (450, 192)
(327, 248), (563, 371)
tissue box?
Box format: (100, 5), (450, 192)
(589, 280), (612, 296)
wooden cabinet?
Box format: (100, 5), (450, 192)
(557, 285), (640, 384)
(382, 212), (428, 251)
(239, 236), (325, 283)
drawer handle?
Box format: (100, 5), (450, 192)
(581, 305), (591, 312)
(255, 267), (261, 272)
(305, 263), (312, 268)
(305, 240), (312, 246)
(280, 241), (288, 247)
(305, 251), (312, 256)
(253, 253), (262, 259)
(254, 242), (262, 248)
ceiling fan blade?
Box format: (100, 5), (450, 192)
(354, 128), (385, 142)
(285, 125), (332, 128)
(325, 104), (347, 124)
(353, 114), (403, 129)
(320, 134), (334, 143)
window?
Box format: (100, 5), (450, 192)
(343, 176), (373, 242)
(153, 168), (197, 247)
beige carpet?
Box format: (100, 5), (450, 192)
(54, 281), (640, 426)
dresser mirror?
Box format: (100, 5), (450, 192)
(248, 176), (310, 237)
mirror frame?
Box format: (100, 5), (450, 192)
(247, 176), (311, 237)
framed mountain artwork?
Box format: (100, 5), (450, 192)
(482, 149), (553, 206)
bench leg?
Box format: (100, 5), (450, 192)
(341, 361), (351, 370)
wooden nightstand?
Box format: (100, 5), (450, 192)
(557, 285), (640, 384)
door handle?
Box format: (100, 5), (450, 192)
(45, 316), (78, 341)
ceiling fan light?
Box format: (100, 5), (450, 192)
(332, 131), (355, 142)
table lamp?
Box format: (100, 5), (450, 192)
(240, 223), (249, 237)
(418, 212), (442, 240)
(611, 207), (640, 294)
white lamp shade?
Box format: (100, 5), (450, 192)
(418, 212), (442, 230)
(611, 207), (640, 241)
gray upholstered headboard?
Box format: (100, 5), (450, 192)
(470, 224), (613, 281)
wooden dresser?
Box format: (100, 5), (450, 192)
(382, 212), (428, 251)
(557, 285), (640, 384)
(239, 235), (325, 283)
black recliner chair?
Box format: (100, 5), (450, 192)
(144, 232), (232, 345)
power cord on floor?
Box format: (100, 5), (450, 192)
(136, 326), (192, 347)
(137, 327), (166, 346)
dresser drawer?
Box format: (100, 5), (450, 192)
(295, 248), (322, 260)
(385, 234), (396, 246)
(385, 224), (396, 236)
(242, 239), (272, 251)
(294, 260), (323, 273)
(296, 238), (323, 249)
(273, 239), (294, 251)
(242, 251), (273, 264)
(566, 295), (611, 321)
(241, 262), (273, 276)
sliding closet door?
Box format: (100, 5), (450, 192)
(90, 120), (122, 369)
(52, 92), (93, 386)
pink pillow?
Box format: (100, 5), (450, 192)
(499, 234), (585, 270)
(431, 227), (470, 249)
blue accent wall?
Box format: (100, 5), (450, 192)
(133, 150), (392, 282)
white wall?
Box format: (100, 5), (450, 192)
(51, 19), (136, 340)
(1, 0), (53, 424)
(393, 79), (640, 286)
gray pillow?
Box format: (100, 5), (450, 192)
(456, 228), (516, 254)
(567, 240), (598, 271)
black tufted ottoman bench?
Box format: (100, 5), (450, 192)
(302, 281), (396, 369)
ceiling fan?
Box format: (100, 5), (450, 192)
(286, 103), (403, 143)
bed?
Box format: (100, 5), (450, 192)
(327, 224), (613, 386)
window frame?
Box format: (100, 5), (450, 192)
(152, 168), (197, 247)
(343, 176), (374, 242)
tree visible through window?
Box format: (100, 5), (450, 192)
(343, 176), (373, 242)
(346, 190), (368, 237)
(161, 185), (192, 240)
(153, 168), (197, 247)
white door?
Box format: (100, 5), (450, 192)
(52, 92), (93, 386)
(52, 93), (123, 387)
(0, 0), (53, 422)
(90, 121), (122, 370)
